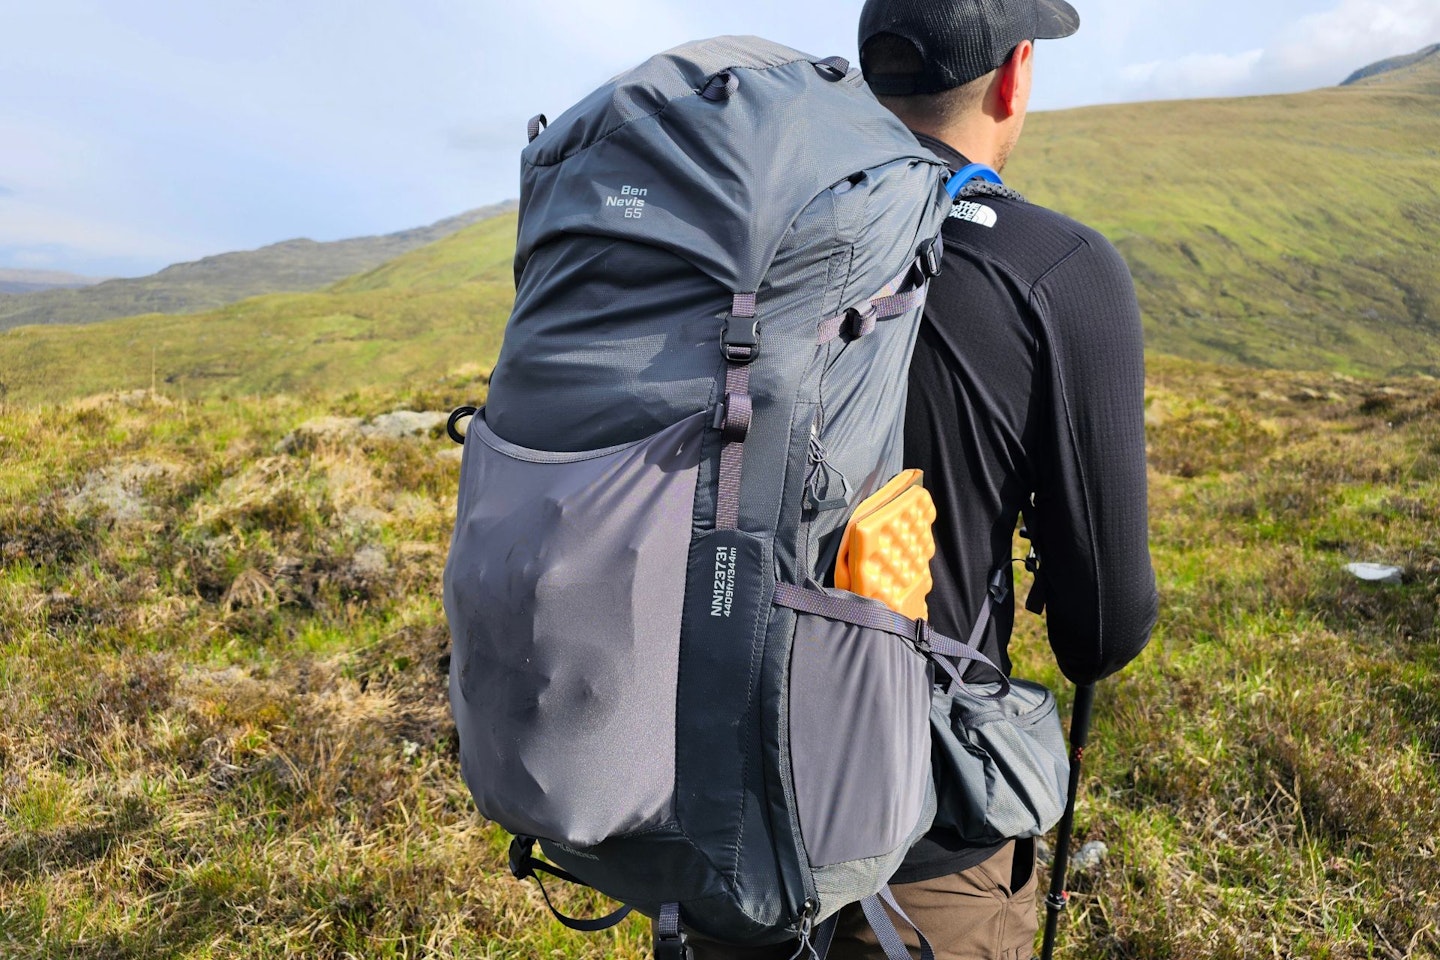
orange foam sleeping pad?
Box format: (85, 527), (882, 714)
(834, 469), (938, 621)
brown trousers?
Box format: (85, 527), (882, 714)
(693, 840), (1039, 960)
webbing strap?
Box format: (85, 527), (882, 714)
(531, 872), (634, 932)
(716, 293), (757, 531)
(860, 896), (911, 960)
(882, 886), (936, 960)
(810, 915), (839, 960)
(815, 312), (848, 346)
(654, 902), (690, 960)
(509, 837), (633, 933)
(867, 285), (927, 324)
(716, 362), (751, 530)
(859, 889), (936, 960)
(772, 582), (1011, 698)
(817, 259), (930, 345)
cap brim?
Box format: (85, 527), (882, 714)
(1035, 0), (1080, 39)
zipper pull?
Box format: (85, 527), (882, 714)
(805, 430), (851, 513)
(787, 901), (819, 960)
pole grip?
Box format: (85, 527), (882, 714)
(1039, 684), (1097, 960)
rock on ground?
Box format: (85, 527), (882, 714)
(65, 462), (180, 522)
(276, 410), (450, 451)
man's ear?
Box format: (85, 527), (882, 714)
(995, 40), (1034, 118)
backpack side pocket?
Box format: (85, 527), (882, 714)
(930, 678), (1070, 844)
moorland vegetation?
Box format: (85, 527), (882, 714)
(2, 46), (1438, 960)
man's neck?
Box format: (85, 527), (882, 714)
(911, 130), (969, 170)
(907, 124), (997, 169)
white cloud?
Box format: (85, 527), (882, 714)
(1270, 0), (1440, 78)
(1116, 0), (1440, 101)
(1120, 49), (1265, 99)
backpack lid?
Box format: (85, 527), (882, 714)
(516, 36), (948, 294)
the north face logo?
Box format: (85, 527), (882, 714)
(949, 201), (997, 228)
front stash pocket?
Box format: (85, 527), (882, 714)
(445, 410), (706, 848)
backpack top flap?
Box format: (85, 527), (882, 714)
(515, 36), (937, 294)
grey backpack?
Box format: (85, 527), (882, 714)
(443, 36), (1007, 956)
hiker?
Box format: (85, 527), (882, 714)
(450, 23), (1154, 960)
(831, 2), (1160, 958)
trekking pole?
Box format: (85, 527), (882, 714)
(1040, 683), (1097, 960)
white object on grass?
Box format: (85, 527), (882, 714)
(1344, 563), (1404, 585)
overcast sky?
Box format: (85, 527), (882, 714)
(1, 0), (1436, 278)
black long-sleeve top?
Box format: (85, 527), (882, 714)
(895, 134), (1159, 883)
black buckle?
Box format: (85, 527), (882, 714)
(508, 835), (537, 881)
(846, 304), (878, 339)
(655, 924), (692, 960)
(913, 617), (931, 655)
(721, 319), (760, 363)
(920, 236), (944, 278)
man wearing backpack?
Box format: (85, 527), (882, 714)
(826, 2), (1161, 958)
(453, 13), (1155, 960)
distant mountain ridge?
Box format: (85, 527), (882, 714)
(1342, 43), (1440, 86)
(0, 268), (106, 296)
(0, 201), (517, 332)
(4, 50), (1440, 402)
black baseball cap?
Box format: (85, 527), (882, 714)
(859, 0), (1080, 95)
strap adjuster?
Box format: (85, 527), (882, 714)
(988, 568), (1012, 604)
(919, 236), (944, 278)
(846, 304), (878, 339)
(655, 928), (691, 960)
(913, 617), (931, 655)
(722, 320), (760, 363)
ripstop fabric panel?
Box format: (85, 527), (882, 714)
(445, 411), (705, 847)
(487, 37), (949, 456)
(487, 239), (729, 452)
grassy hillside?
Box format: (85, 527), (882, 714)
(2, 57), (1439, 403)
(1, 361), (1437, 958)
(1012, 53), (1440, 376)
(0, 213), (517, 406)
(0, 203), (516, 333)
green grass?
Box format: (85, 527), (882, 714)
(1, 360), (1437, 958)
(0, 214), (517, 406)
(1013, 55), (1440, 377)
(0, 203), (516, 334)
